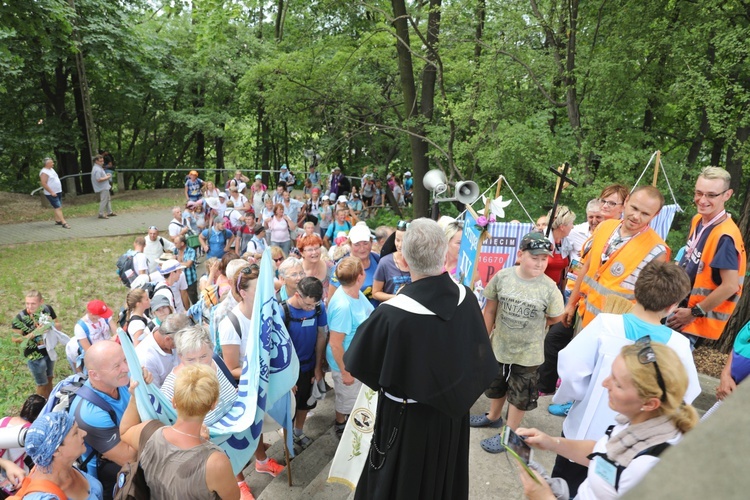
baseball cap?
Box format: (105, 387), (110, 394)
(255, 174), (262, 180)
(159, 259), (186, 275)
(404, 171), (412, 176)
(218, 192), (227, 199)
(519, 232), (553, 256)
(333, 166), (341, 171)
(150, 294), (173, 312)
(321, 195), (330, 201)
(280, 165), (288, 170)
(87, 300), (112, 319)
(337, 195), (348, 204)
(349, 222), (372, 244)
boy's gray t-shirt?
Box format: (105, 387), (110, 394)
(483, 267), (564, 366)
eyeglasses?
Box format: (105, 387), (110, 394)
(303, 246), (321, 253)
(287, 271), (306, 279)
(694, 190), (728, 200)
(635, 336), (667, 402)
(599, 199), (623, 208)
(397, 220), (410, 231)
(236, 264), (260, 291)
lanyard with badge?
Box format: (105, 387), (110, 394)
(684, 210), (726, 264)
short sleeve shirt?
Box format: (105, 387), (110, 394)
(13, 305), (56, 359)
(74, 316), (112, 345)
(325, 288), (374, 371)
(373, 253), (412, 295)
(218, 305), (252, 358)
(483, 267), (564, 366)
(281, 302), (329, 371)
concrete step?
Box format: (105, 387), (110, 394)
(298, 459), (354, 500)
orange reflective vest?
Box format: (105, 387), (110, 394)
(682, 214), (746, 340)
(577, 219), (669, 328)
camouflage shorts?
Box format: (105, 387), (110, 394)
(484, 363), (540, 412)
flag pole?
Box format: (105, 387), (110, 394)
(283, 428), (293, 486)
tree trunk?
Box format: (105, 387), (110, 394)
(71, 68), (92, 187)
(391, 0), (429, 217)
(709, 176), (750, 353)
(725, 126), (748, 193)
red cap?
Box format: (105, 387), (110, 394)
(87, 300), (113, 319)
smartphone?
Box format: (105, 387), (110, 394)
(502, 426), (541, 484)
(502, 426), (533, 464)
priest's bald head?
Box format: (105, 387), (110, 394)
(402, 218), (448, 278)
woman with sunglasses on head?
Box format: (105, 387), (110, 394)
(443, 220), (463, 280)
(372, 220), (411, 303)
(543, 206), (576, 293)
(215, 263), (285, 480)
(517, 341), (699, 500)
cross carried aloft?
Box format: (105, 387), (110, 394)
(545, 163), (578, 239)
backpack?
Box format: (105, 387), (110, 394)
(112, 420), (164, 500)
(116, 250), (138, 287)
(7, 477), (66, 500)
(41, 373), (118, 472)
(222, 209), (237, 233)
(279, 299), (322, 331)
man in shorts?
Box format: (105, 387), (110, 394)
(470, 232), (565, 453)
(12, 290), (64, 398)
(278, 277), (328, 450)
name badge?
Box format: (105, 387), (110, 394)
(301, 318), (315, 327)
(593, 456), (618, 487)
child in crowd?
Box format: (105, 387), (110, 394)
(471, 232), (564, 453)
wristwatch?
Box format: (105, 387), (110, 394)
(691, 304), (706, 318)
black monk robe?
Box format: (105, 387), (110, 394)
(345, 272), (498, 500)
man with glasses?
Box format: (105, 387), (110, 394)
(550, 260), (701, 497)
(564, 186), (669, 330)
(666, 166), (746, 347)
(278, 277), (328, 450)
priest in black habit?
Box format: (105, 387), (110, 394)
(344, 218), (498, 500)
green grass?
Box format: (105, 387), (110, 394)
(0, 235), (135, 415)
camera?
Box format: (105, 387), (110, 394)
(0, 425), (28, 449)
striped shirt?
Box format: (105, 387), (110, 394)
(160, 361), (238, 426)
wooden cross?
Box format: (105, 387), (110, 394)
(545, 163), (578, 239)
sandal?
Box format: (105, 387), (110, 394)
(108, 212), (118, 216)
(55, 221), (63, 226)
(61, 223), (71, 229)
(469, 413), (504, 428)
(480, 434), (507, 454)
(98, 215), (109, 219)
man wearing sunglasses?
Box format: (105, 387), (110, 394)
(667, 166), (746, 347)
(564, 186), (669, 330)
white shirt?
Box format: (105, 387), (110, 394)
(73, 316), (111, 344)
(40, 167), (62, 195)
(568, 221), (592, 260)
(218, 304), (251, 358)
(135, 332), (178, 389)
(168, 218), (184, 237)
(132, 252), (149, 275)
(144, 237), (176, 272)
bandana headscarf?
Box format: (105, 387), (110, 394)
(25, 411), (75, 473)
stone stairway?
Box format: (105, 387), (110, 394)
(245, 374), (719, 499)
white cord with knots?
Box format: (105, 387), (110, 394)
(459, 175), (536, 225)
(630, 151), (682, 211)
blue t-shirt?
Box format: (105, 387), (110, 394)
(70, 381), (130, 480)
(331, 253), (380, 308)
(325, 288), (374, 371)
(732, 322), (750, 384)
(679, 229), (739, 287)
(373, 253), (411, 296)
(201, 228), (233, 259)
(325, 220), (352, 240)
(24, 468), (103, 500)
(281, 302), (328, 371)
(622, 314), (672, 344)
(404, 177), (413, 191)
(185, 178), (204, 200)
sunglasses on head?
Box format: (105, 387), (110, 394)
(236, 264), (260, 291)
(523, 238), (553, 252)
(397, 220), (410, 231)
(635, 335), (667, 403)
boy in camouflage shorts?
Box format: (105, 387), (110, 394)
(470, 232), (565, 453)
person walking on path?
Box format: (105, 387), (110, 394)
(39, 157), (71, 229)
(91, 154), (117, 219)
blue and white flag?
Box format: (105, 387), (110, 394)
(121, 247), (299, 474)
(649, 203), (680, 242)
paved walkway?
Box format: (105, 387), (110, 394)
(0, 209), (173, 246)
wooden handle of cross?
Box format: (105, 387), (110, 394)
(652, 150), (661, 187)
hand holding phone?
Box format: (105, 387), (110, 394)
(502, 426), (541, 484)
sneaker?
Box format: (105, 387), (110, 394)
(548, 401), (573, 416)
(469, 413), (504, 428)
(538, 390), (555, 397)
(255, 457), (284, 477)
(238, 482), (255, 500)
(293, 431), (313, 450)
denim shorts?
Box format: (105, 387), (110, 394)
(45, 193), (62, 209)
(27, 356), (55, 386)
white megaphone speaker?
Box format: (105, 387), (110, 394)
(423, 169), (448, 195)
(454, 181), (480, 204)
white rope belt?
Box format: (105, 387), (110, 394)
(383, 391), (418, 404)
